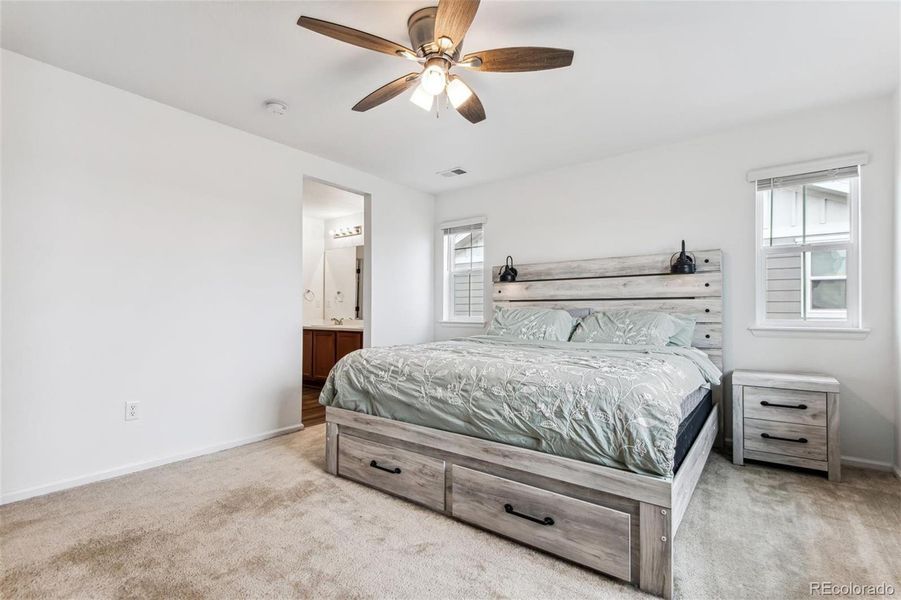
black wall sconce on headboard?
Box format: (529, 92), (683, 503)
(670, 240), (697, 274)
(498, 256), (518, 282)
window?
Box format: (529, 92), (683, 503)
(754, 160), (862, 328)
(441, 219), (485, 323)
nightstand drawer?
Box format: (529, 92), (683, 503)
(744, 418), (826, 461)
(743, 387), (826, 426)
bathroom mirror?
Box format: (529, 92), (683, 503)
(324, 246), (363, 320)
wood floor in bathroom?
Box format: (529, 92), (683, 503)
(302, 384), (325, 427)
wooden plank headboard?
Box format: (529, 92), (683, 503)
(491, 249), (724, 370)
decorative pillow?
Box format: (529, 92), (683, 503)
(570, 310), (680, 346)
(668, 314), (697, 347)
(486, 306), (574, 341)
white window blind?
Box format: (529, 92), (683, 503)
(755, 165), (860, 191)
(754, 163), (860, 327)
(441, 221), (484, 322)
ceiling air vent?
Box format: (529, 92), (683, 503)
(438, 167), (467, 178)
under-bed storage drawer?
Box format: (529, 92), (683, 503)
(743, 418), (827, 461)
(338, 435), (446, 511)
(450, 466), (631, 581)
(743, 386), (826, 426)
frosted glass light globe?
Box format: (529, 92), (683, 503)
(410, 85), (434, 111)
(420, 65), (447, 96)
(446, 78), (473, 108)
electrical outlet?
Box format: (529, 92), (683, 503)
(125, 401), (140, 421)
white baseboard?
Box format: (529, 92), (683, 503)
(1, 423), (304, 505)
(4, 425), (896, 503)
(840, 455), (895, 471)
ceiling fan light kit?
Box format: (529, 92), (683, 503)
(410, 86), (435, 112)
(297, 1), (574, 124)
(420, 58), (449, 95)
(446, 77), (473, 108)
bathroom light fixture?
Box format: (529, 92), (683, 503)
(333, 225), (362, 239)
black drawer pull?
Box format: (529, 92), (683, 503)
(761, 433), (807, 443)
(504, 503), (554, 526)
(369, 460), (401, 474)
(760, 401), (807, 410)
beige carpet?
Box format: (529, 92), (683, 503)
(2, 425), (899, 599)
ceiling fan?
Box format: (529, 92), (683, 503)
(297, 0), (574, 124)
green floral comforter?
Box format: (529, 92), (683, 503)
(320, 335), (722, 478)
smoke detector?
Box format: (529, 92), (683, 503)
(437, 167), (467, 178)
(264, 100), (288, 116)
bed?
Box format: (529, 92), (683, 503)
(320, 249), (724, 598)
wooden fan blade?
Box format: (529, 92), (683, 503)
(434, 0), (480, 52)
(352, 73), (421, 112)
(461, 47), (574, 72)
(297, 16), (414, 58)
(453, 82), (486, 124)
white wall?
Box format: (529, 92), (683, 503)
(302, 217), (325, 322)
(894, 87), (901, 477)
(435, 95), (897, 469)
(1, 51), (434, 502)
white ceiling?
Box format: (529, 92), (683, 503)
(303, 179), (364, 220)
(2, 1), (898, 194)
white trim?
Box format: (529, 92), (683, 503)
(748, 325), (870, 339)
(437, 320), (486, 327)
(805, 250), (856, 325)
(438, 215), (486, 230)
(440, 217), (487, 323)
(746, 152), (869, 182)
(754, 170), (861, 329)
(0, 424), (303, 505)
(755, 189), (767, 325)
(840, 455), (895, 472)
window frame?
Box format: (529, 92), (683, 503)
(753, 165), (862, 331)
(804, 249), (848, 320)
(439, 216), (487, 324)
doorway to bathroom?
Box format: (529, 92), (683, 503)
(301, 178), (366, 426)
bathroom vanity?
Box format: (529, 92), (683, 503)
(302, 322), (364, 383)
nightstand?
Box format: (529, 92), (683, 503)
(732, 370), (840, 482)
